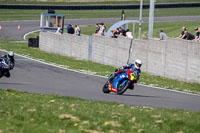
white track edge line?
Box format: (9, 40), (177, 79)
(23, 30), (40, 40)
(1, 49), (200, 97)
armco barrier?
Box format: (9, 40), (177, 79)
(39, 32), (200, 83)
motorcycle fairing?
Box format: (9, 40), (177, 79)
(108, 72), (129, 92)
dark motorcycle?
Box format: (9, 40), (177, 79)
(0, 53), (15, 78)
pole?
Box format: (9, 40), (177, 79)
(132, 23), (135, 39)
(148, 0), (156, 39)
(138, 0), (143, 39)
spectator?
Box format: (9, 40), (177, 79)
(95, 23), (100, 34)
(126, 29), (133, 39)
(193, 27), (200, 42)
(181, 31), (195, 40)
(178, 26), (187, 38)
(111, 28), (120, 38)
(49, 22), (53, 27)
(98, 23), (106, 36)
(111, 30), (117, 38)
(159, 30), (168, 40)
(66, 24), (70, 32)
(74, 25), (81, 36)
(102, 23), (106, 35)
(118, 27), (126, 37)
(68, 24), (74, 34)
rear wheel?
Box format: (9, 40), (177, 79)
(117, 80), (130, 95)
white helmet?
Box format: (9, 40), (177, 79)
(8, 51), (14, 58)
(134, 59), (142, 69)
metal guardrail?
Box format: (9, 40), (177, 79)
(0, 3), (200, 10)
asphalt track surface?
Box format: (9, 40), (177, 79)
(0, 16), (200, 112)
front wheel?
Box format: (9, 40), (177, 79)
(4, 71), (10, 78)
(102, 81), (110, 93)
(117, 80), (130, 95)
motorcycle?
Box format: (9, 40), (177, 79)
(103, 68), (137, 95)
(0, 57), (13, 78)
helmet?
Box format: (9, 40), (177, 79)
(8, 51), (14, 58)
(134, 59), (142, 69)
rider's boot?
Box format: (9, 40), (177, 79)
(129, 82), (134, 90)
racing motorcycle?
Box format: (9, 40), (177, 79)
(103, 68), (137, 95)
(0, 52), (15, 78)
(0, 59), (11, 78)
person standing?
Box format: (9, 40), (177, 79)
(95, 23), (100, 34)
(159, 30), (168, 40)
(67, 24), (74, 34)
(74, 25), (81, 36)
(178, 26), (187, 38)
(193, 27), (200, 42)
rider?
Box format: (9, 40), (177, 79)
(0, 51), (15, 78)
(109, 59), (142, 89)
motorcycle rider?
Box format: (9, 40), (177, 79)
(0, 51), (15, 78)
(109, 59), (142, 89)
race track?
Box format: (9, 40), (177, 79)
(0, 17), (200, 112)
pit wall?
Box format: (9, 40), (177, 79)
(39, 32), (200, 83)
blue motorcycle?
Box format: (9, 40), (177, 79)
(103, 69), (137, 95)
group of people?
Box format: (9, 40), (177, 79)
(66, 24), (81, 36)
(178, 26), (200, 42)
(95, 23), (106, 36)
(111, 27), (133, 39)
(159, 27), (200, 42)
(63, 23), (200, 43)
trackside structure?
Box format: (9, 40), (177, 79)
(39, 32), (200, 83)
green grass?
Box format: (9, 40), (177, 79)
(0, 7), (200, 21)
(25, 31), (40, 40)
(0, 0), (199, 5)
(0, 89), (200, 133)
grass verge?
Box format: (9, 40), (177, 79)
(0, 89), (200, 133)
(0, 7), (200, 21)
(0, 36), (200, 94)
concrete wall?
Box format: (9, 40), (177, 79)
(91, 35), (132, 67)
(39, 32), (89, 60)
(39, 32), (200, 83)
(130, 38), (200, 82)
